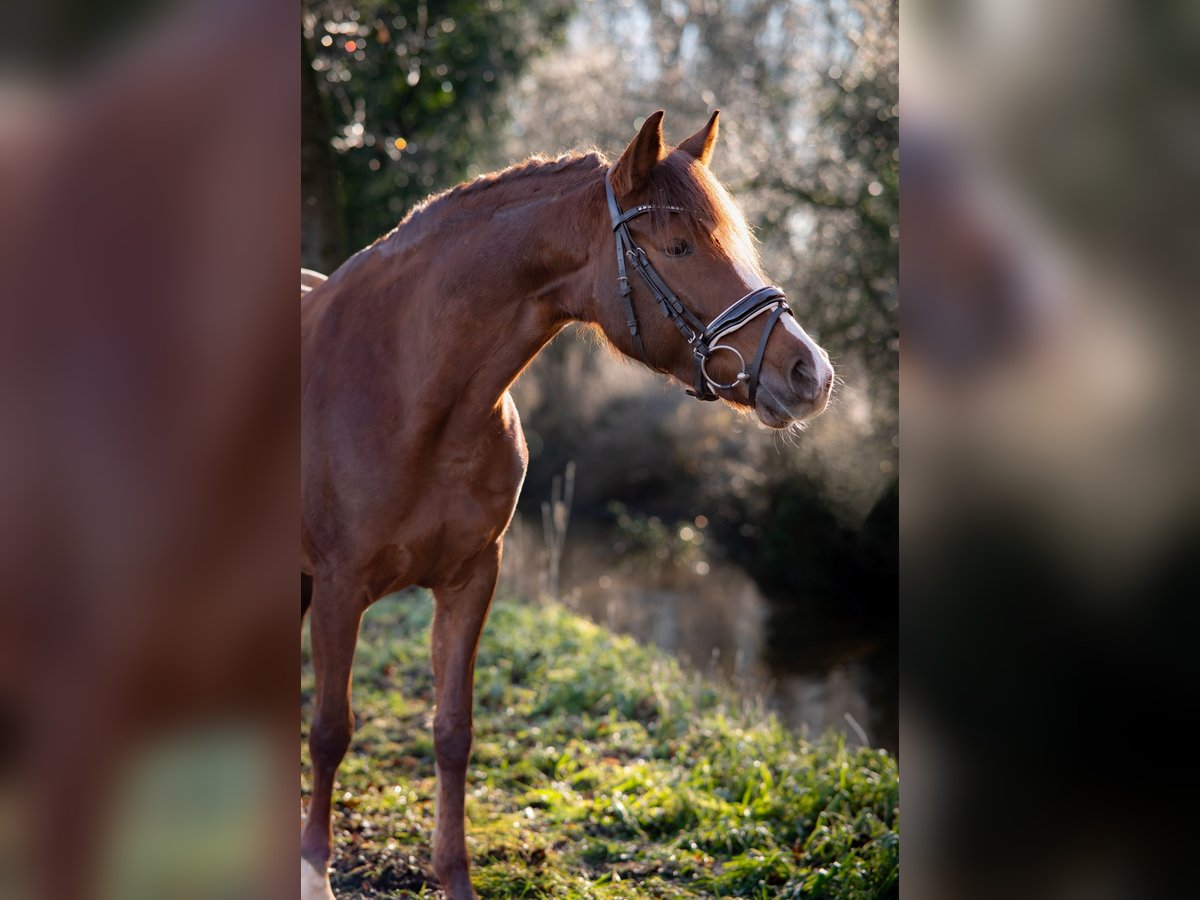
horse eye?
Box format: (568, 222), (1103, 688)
(664, 238), (692, 258)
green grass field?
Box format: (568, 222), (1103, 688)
(301, 592), (898, 898)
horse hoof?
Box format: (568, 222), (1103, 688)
(301, 858), (336, 900)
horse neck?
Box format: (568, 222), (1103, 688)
(350, 164), (609, 419)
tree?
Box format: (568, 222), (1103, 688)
(301, 0), (574, 263)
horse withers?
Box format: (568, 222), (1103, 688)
(300, 110), (833, 899)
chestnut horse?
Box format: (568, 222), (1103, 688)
(300, 110), (833, 899)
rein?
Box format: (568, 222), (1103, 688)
(605, 166), (793, 405)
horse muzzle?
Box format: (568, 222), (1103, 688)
(753, 333), (834, 427)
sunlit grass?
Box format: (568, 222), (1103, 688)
(302, 592), (898, 898)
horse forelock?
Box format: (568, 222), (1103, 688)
(641, 153), (763, 280)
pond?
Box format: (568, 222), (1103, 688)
(500, 517), (898, 754)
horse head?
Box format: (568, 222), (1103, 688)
(598, 110), (833, 428)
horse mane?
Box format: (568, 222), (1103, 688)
(368, 146), (758, 275)
(370, 152), (606, 250)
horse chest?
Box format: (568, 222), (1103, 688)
(421, 432), (525, 533)
(393, 402), (527, 581)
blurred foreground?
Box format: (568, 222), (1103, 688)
(1, 1), (296, 897)
(903, 2), (1199, 898)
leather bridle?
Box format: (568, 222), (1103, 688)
(605, 166), (793, 405)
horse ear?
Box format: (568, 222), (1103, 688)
(677, 109), (719, 166)
(611, 110), (666, 196)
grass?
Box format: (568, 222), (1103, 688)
(301, 592), (899, 898)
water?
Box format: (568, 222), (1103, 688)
(500, 518), (898, 753)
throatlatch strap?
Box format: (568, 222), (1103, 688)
(614, 227), (645, 359)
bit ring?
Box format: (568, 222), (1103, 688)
(701, 344), (748, 392)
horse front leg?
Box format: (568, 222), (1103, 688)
(430, 542), (501, 900)
(301, 572), (366, 900)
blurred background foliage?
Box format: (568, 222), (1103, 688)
(301, 0), (575, 262)
(302, 0), (898, 748)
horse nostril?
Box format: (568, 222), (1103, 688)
(790, 358), (819, 400)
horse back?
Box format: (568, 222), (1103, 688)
(300, 268), (327, 297)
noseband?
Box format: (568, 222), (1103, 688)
(606, 167), (793, 405)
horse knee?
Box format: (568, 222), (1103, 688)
(310, 708), (353, 769)
(433, 716), (473, 772)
